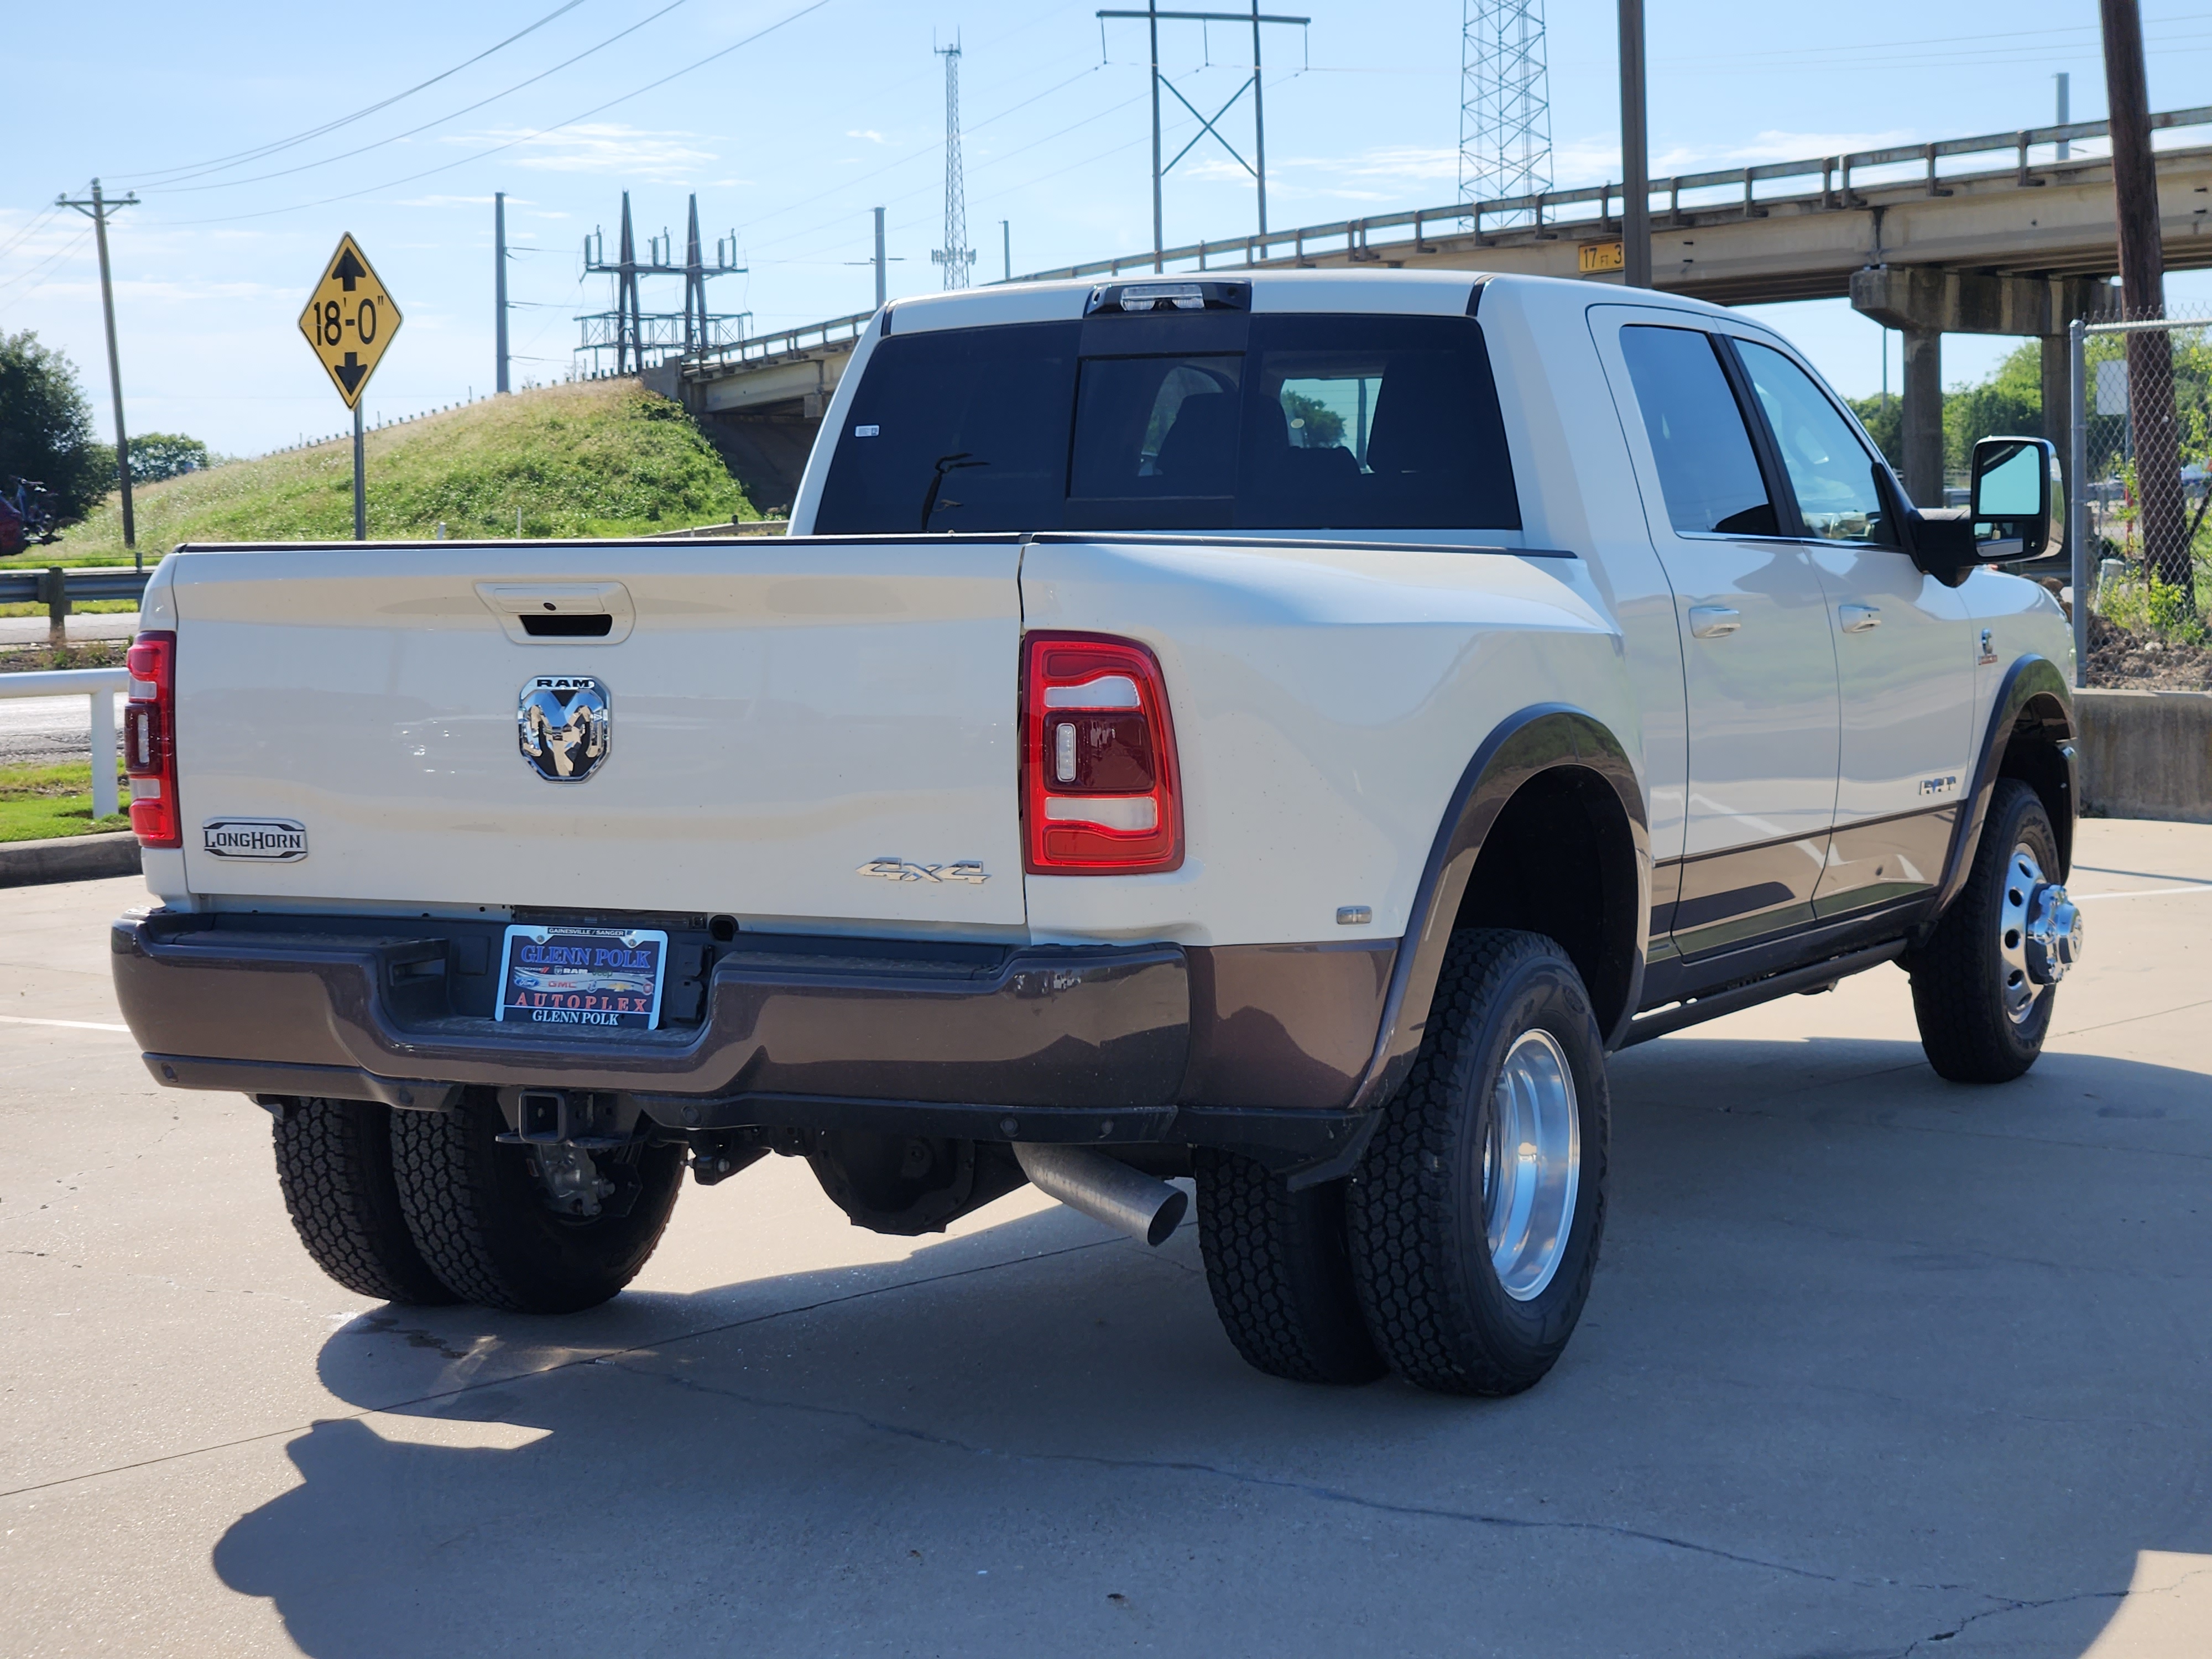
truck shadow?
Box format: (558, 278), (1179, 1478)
(212, 1034), (2212, 1658)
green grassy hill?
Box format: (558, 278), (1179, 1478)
(44, 379), (757, 566)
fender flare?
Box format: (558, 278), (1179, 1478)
(1345, 704), (1650, 1116)
(1927, 655), (2077, 927)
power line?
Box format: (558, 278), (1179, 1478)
(0, 226), (93, 306)
(742, 74), (1146, 262)
(0, 204), (64, 268)
(115, 0), (594, 188)
(146, 0), (698, 197)
(695, 58), (1109, 250)
(148, 0), (837, 229)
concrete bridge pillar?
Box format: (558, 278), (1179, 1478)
(2041, 335), (2073, 472)
(1900, 328), (1944, 508)
(1850, 267), (2104, 510)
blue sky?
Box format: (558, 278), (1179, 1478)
(3, 1), (2209, 457)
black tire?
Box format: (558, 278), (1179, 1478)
(389, 1094), (684, 1314)
(1193, 1150), (1385, 1385)
(1347, 929), (1609, 1397)
(272, 1097), (457, 1306)
(1910, 779), (2063, 1083)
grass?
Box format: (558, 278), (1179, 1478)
(0, 761), (129, 843)
(30, 379), (758, 568)
(2090, 521), (2212, 648)
(0, 640), (127, 673)
(0, 600), (139, 618)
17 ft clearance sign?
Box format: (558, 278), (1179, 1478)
(296, 233), (402, 409)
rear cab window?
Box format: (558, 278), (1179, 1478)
(814, 304), (1520, 535)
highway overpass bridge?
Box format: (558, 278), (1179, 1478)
(670, 106), (2212, 510)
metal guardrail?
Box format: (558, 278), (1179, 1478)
(1, 667), (127, 821)
(680, 105), (2212, 384)
(685, 311), (877, 377)
(0, 567), (152, 607)
(1010, 105), (2212, 283)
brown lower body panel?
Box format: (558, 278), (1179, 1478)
(111, 912), (1391, 1122)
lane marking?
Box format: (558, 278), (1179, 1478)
(2074, 885), (2212, 902)
(0, 1014), (131, 1032)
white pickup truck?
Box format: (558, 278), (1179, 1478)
(111, 270), (2084, 1396)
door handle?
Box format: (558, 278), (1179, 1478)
(1688, 605), (1741, 639)
(1839, 603), (1881, 633)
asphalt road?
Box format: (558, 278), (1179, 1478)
(3, 822), (2210, 1657)
(0, 613), (139, 649)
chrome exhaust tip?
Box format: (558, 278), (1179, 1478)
(1012, 1142), (1187, 1248)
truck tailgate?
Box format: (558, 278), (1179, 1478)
(165, 539), (1026, 928)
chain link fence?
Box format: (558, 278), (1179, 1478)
(2070, 304), (2212, 682)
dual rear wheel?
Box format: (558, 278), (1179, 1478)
(273, 1093), (683, 1313)
(1198, 928), (1610, 1397)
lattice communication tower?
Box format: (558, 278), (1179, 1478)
(931, 39), (975, 290)
(1460, 0), (1552, 227)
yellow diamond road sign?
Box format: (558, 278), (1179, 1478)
(298, 233), (401, 409)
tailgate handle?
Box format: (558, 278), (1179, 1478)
(476, 581), (634, 645)
(521, 613), (613, 638)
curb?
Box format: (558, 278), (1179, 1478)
(0, 832), (143, 888)
(2076, 687), (2212, 825)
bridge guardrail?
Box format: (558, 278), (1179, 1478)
(1006, 105), (2212, 284)
(682, 103), (2212, 385)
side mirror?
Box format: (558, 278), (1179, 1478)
(1969, 436), (2062, 563)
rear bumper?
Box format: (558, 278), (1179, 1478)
(111, 911), (1391, 1162)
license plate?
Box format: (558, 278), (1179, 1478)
(495, 925), (667, 1030)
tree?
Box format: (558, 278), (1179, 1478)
(1942, 342), (2042, 476)
(130, 432), (216, 483)
(0, 331), (113, 524)
(1282, 390), (1346, 450)
(1848, 393), (1902, 472)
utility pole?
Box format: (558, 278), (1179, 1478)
(2055, 71), (2070, 159)
(1618, 0), (1650, 289)
(2101, 0), (2187, 598)
(1249, 0), (1269, 235)
(494, 192), (511, 394)
(56, 180), (140, 556)
(1150, 4), (1163, 269)
(931, 40), (976, 289)
(1101, 3), (1306, 270)
(848, 207), (902, 309)
(1001, 220), (1011, 283)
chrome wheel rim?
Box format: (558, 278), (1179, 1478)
(1997, 843), (2047, 1025)
(1483, 1028), (1580, 1302)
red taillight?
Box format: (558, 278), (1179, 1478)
(1022, 632), (1182, 875)
(123, 630), (179, 848)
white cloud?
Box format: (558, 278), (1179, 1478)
(447, 124), (718, 183)
(846, 129), (888, 144)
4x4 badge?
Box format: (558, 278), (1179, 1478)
(856, 858), (988, 885)
(518, 675), (611, 781)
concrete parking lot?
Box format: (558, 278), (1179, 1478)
(3, 820), (2210, 1657)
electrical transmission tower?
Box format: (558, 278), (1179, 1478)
(931, 39), (975, 289)
(1460, 0), (1552, 227)
(577, 191), (747, 373)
